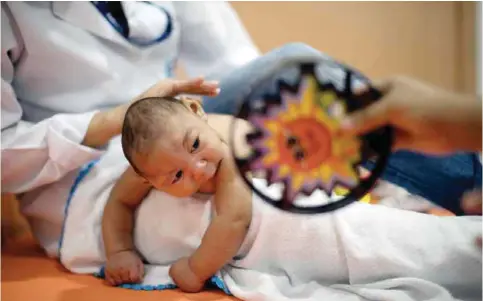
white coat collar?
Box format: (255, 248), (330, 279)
(51, 1), (132, 48)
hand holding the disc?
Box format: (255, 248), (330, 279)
(341, 76), (482, 155)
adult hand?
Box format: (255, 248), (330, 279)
(341, 76), (482, 155)
(461, 189), (482, 216)
(460, 189), (482, 249)
(82, 77), (220, 148)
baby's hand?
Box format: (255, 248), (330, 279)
(169, 257), (204, 293)
(104, 250), (144, 286)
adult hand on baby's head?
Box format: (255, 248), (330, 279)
(134, 77), (220, 102)
(169, 257), (205, 293)
(110, 77), (220, 132)
(84, 77), (219, 149)
(104, 250), (144, 286)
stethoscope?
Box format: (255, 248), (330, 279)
(91, 1), (173, 47)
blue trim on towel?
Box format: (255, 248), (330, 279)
(57, 159), (101, 259)
(95, 266), (231, 295)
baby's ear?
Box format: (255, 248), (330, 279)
(180, 97), (207, 121)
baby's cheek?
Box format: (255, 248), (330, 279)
(174, 178), (198, 197)
(203, 145), (223, 163)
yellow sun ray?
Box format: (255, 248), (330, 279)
(264, 120), (280, 135)
(334, 186), (373, 203)
(262, 151), (280, 166)
(317, 165), (333, 183)
(264, 138), (277, 150)
(292, 173), (305, 192)
(314, 109), (338, 131)
(281, 103), (301, 122)
(299, 76), (318, 116)
(279, 164), (291, 178)
(318, 91), (337, 109)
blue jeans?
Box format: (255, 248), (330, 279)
(203, 42), (482, 215)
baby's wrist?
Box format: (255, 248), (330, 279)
(187, 256), (208, 282)
(106, 247), (134, 259)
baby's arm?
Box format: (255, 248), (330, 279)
(101, 166), (152, 285)
(169, 147), (253, 292)
(193, 155), (252, 273)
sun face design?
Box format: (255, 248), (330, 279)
(247, 74), (362, 202)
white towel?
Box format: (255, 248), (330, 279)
(219, 180), (482, 301)
(22, 141), (481, 301)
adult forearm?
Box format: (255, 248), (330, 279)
(461, 95), (482, 152)
(82, 109), (123, 149)
(440, 93), (482, 153)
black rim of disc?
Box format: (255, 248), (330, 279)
(229, 56), (394, 214)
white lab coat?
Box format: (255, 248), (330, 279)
(1, 1), (259, 194)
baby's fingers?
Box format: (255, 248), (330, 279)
(128, 264), (144, 283)
(137, 261), (145, 280)
(105, 270), (122, 286)
(340, 100), (390, 136)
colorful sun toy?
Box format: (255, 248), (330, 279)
(247, 74), (361, 201)
(230, 58), (394, 214)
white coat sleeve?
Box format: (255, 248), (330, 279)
(1, 8), (104, 194)
(173, 1), (260, 80)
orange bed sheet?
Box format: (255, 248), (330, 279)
(2, 240), (238, 301)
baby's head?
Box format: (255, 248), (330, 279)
(121, 96), (224, 197)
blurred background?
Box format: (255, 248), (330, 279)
(230, 1), (481, 95)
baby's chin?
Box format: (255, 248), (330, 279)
(198, 176), (217, 194)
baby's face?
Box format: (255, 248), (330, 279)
(132, 109), (225, 197)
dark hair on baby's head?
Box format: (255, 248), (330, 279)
(121, 96), (186, 175)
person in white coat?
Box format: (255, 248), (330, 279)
(1, 1), (480, 217)
(1, 1), (260, 194)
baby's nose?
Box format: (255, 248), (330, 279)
(192, 160), (216, 181)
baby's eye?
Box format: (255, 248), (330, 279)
(191, 137), (200, 152)
(172, 170), (183, 184)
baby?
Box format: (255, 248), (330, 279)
(101, 96), (253, 292)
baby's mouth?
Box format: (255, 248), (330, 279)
(198, 163), (220, 194)
(201, 161), (220, 184)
